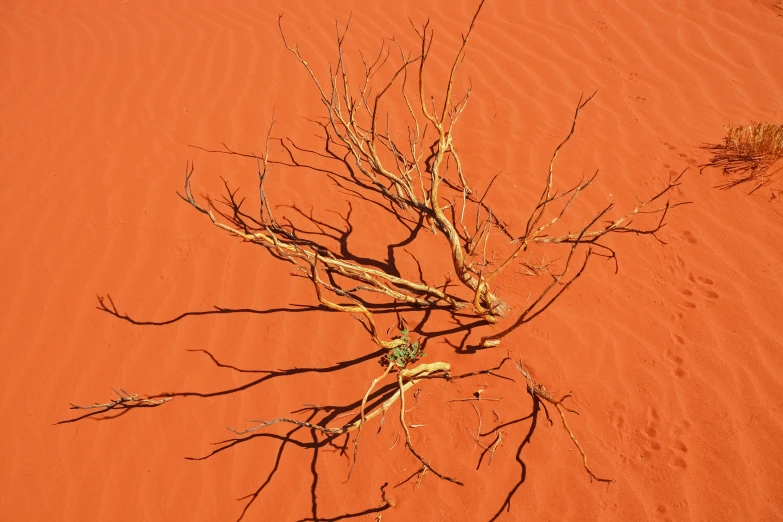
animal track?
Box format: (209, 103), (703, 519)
(669, 457), (687, 470)
(666, 349), (687, 378)
(675, 267), (719, 307)
(681, 230), (698, 244)
(677, 152), (698, 165)
(611, 401), (627, 430)
(674, 255), (686, 269)
(667, 421), (691, 471)
(642, 407), (663, 452)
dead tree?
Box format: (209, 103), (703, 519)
(179, 0), (685, 487)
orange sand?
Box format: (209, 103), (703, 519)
(1, 1), (782, 520)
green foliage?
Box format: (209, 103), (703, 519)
(386, 328), (426, 368)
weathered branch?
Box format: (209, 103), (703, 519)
(515, 361), (614, 484)
(69, 389), (171, 410)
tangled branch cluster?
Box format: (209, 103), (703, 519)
(175, 0), (686, 489)
(181, 1), (684, 351)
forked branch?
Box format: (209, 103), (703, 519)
(515, 361), (614, 484)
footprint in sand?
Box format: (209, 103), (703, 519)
(674, 254), (686, 269)
(677, 152), (699, 166)
(669, 456), (688, 470)
(675, 262), (719, 309)
(656, 504), (674, 522)
(644, 407), (662, 451)
(667, 421), (691, 471)
(666, 348), (687, 378)
(612, 407), (626, 430)
(681, 230), (698, 244)
(695, 276), (719, 299)
(685, 272), (720, 300)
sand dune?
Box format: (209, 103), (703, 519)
(1, 0), (782, 520)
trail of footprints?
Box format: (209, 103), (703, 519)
(664, 248), (718, 378)
(669, 237), (720, 309)
(678, 269), (719, 308)
(667, 336), (687, 378)
(643, 407), (690, 470)
(610, 403), (691, 520)
(645, 407), (692, 522)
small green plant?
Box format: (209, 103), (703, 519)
(386, 328), (426, 368)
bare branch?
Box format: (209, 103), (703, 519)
(515, 361), (614, 483)
(69, 389), (171, 410)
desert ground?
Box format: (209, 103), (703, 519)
(1, 0), (782, 520)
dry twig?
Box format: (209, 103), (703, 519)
(515, 361), (614, 483)
(69, 389), (171, 410)
(229, 362), (459, 485)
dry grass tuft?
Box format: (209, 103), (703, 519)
(702, 123), (783, 192)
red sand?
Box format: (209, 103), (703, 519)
(2, 1), (782, 520)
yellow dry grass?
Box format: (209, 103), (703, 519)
(703, 123), (783, 192)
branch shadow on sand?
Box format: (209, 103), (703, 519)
(181, 351), (404, 521)
(64, 289), (542, 521)
(62, 293), (499, 520)
(176, 348), (531, 522)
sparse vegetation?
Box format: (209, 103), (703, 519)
(386, 327), (426, 368)
(702, 123), (783, 193)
